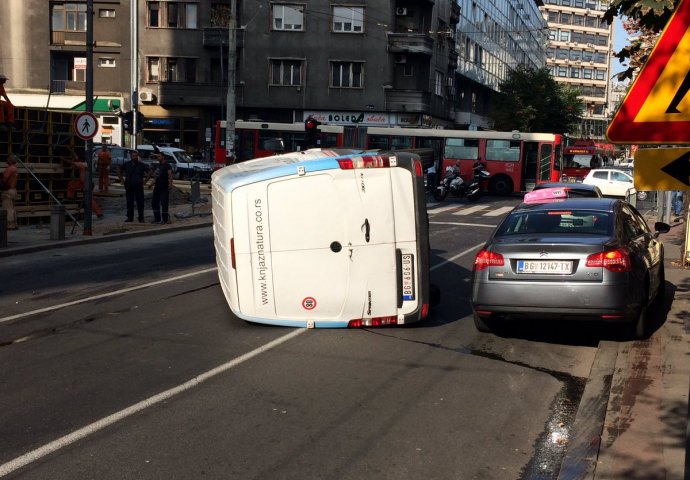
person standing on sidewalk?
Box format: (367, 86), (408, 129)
(672, 190), (684, 220)
(1, 154), (18, 229)
(65, 155), (103, 219)
(118, 151), (150, 223)
(150, 152), (172, 224)
(97, 144), (111, 192)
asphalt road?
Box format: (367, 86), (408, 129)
(0, 196), (635, 479)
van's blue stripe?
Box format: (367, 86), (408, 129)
(231, 310), (349, 328)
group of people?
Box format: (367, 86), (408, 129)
(1, 146), (174, 230)
(118, 149), (173, 224)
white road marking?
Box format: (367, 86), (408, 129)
(482, 206), (514, 217)
(0, 328), (306, 477)
(431, 242), (485, 271)
(0, 267), (218, 324)
(452, 205), (488, 215)
(430, 221), (496, 228)
(427, 205), (460, 215)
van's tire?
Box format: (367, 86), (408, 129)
(488, 175), (513, 196)
(433, 188), (448, 202)
(429, 284), (441, 307)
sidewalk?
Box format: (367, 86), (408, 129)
(0, 182), (213, 257)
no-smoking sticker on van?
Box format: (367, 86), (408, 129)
(302, 297), (317, 310)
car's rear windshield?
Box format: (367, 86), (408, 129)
(496, 209), (612, 236)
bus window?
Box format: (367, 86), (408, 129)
(486, 140), (520, 162)
(539, 144), (554, 181)
(444, 138), (479, 159)
(367, 135), (390, 150)
(391, 136), (413, 149)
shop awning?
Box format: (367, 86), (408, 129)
(72, 98), (121, 112)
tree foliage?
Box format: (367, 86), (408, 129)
(603, 0), (677, 80)
(491, 66), (584, 134)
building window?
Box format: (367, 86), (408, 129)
(99, 9), (115, 18)
(595, 70), (605, 80)
(98, 57), (116, 67)
(270, 59), (303, 86)
(332, 6), (364, 33)
(559, 31), (570, 42)
(272, 4), (304, 31)
(435, 71), (443, 96)
(147, 2), (198, 29)
(330, 61), (363, 88)
(73, 57), (86, 81)
(403, 64), (413, 76)
(51, 3), (87, 31)
(148, 58), (160, 82)
(570, 67), (580, 78)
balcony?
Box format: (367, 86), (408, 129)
(448, 49), (459, 69)
(387, 33), (434, 56)
(202, 27), (244, 49)
(50, 30), (86, 46)
(385, 89), (430, 112)
(157, 82), (227, 106)
(450, 2), (460, 25)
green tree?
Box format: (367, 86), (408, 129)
(604, 0), (676, 81)
(491, 66), (584, 134)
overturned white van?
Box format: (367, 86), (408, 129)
(211, 149), (432, 328)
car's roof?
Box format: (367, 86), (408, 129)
(534, 182), (601, 192)
(515, 197), (618, 213)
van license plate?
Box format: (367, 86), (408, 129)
(401, 254), (415, 301)
(517, 260), (572, 274)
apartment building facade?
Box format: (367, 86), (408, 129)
(541, 0), (614, 141)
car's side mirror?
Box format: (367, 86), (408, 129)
(654, 221), (671, 237)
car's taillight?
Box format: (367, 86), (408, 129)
(337, 155), (390, 170)
(473, 249), (504, 271)
(230, 238), (236, 269)
(347, 316), (398, 328)
(585, 248), (631, 272)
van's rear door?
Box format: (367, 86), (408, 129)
(267, 167), (398, 321)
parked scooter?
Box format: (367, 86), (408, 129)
(433, 162), (491, 202)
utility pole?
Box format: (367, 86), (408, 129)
(130, 0), (139, 148)
(225, 0), (236, 163)
(84, 0), (94, 235)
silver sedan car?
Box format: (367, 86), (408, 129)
(471, 198), (670, 338)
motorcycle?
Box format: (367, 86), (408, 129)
(433, 163), (491, 202)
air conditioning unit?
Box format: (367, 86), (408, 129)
(139, 91), (154, 102)
(394, 54), (407, 64)
(586, 43), (594, 48)
(396, 7), (408, 16)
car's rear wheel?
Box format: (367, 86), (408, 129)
(473, 312), (493, 333)
(654, 265), (666, 304)
(628, 284), (649, 340)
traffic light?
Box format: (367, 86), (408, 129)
(136, 111), (145, 133)
(122, 110), (133, 135)
(304, 116), (320, 148)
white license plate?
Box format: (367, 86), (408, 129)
(517, 260), (573, 274)
(401, 254), (415, 301)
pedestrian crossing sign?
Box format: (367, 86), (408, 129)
(607, 0), (690, 144)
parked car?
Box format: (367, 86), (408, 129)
(471, 197), (670, 338)
(91, 145), (138, 175)
(619, 158), (635, 168)
(136, 145), (213, 181)
(582, 168), (636, 198)
(531, 182), (602, 198)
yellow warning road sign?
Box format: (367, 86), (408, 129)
(634, 148), (690, 191)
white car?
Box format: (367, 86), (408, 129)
(582, 168), (637, 198)
(618, 158), (634, 168)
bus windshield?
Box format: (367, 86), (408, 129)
(564, 154), (592, 169)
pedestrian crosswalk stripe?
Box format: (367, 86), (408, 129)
(452, 205), (488, 215)
(427, 205), (460, 215)
(482, 206), (514, 217)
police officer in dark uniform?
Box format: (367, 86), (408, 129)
(151, 152), (173, 224)
(117, 150), (150, 222)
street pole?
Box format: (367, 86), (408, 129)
(225, 0), (236, 164)
(130, 0), (139, 148)
(84, 0), (94, 235)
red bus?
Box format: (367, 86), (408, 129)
(366, 127), (564, 195)
(562, 140), (617, 182)
(213, 120), (350, 164)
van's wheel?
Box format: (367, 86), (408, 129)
(429, 284), (441, 307)
(488, 175), (513, 196)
